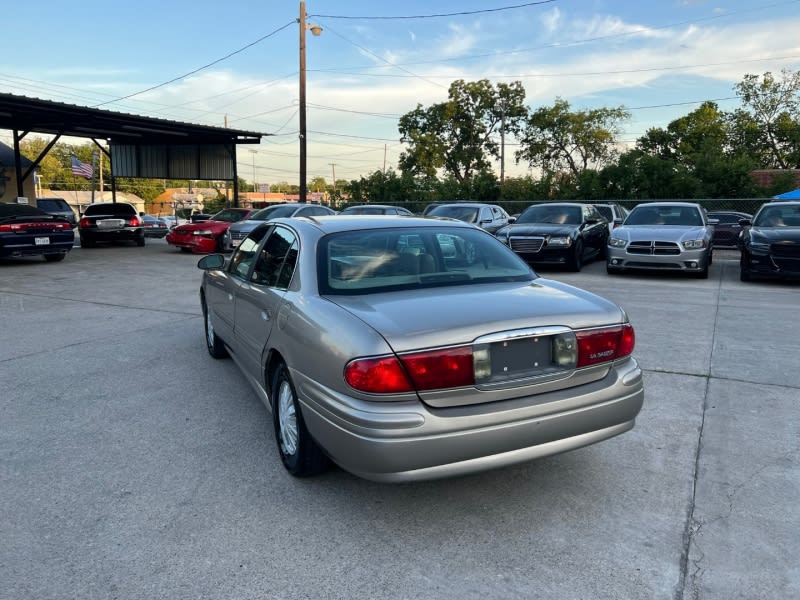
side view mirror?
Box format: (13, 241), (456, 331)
(507, 217), (517, 224)
(197, 254), (225, 270)
(613, 218), (624, 228)
(738, 218), (752, 227)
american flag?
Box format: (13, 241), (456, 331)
(71, 156), (94, 179)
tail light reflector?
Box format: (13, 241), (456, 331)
(575, 324), (635, 368)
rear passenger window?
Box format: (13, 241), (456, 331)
(251, 226), (298, 288)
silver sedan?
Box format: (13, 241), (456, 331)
(197, 216), (644, 482)
(606, 202), (715, 278)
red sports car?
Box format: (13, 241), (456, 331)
(166, 208), (255, 253)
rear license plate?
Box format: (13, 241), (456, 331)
(490, 336), (553, 376)
(35, 237), (50, 245)
(231, 239), (242, 248)
(98, 219), (124, 228)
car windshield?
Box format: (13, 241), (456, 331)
(625, 206), (703, 226)
(754, 205), (800, 227)
(517, 205), (582, 225)
(83, 203), (135, 216)
(426, 205), (479, 223)
(342, 206), (392, 215)
(318, 226), (534, 295)
(250, 205), (299, 220)
(211, 209), (249, 223)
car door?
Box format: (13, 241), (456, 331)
(582, 205), (607, 255)
(233, 225), (299, 380)
(205, 226), (272, 348)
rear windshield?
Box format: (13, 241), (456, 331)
(36, 199), (71, 211)
(83, 203), (136, 216)
(318, 226), (534, 295)
(0, 203), (47, 218)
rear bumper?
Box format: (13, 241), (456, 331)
(297, 357), (644, 482)
(80, 227), (142, 242)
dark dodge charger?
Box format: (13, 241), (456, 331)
(739, 201), (800, 281)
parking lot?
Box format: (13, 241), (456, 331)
(1, 238), (798, 600)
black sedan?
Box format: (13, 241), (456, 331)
(707, 210), (752, 248)
(78, 202), (144, 248)
(142, 214), (170, 238)
(739, 201), (800, 281)
(495, 203), (608, 271)
(0, 202), (74, 262)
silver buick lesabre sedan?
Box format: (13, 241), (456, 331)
(198, 216), (644, 482)
(606, 202), (715, 278)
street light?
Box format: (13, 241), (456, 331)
(299, 1), (322, 203)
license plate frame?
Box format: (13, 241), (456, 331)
(34, 236), (51, 246)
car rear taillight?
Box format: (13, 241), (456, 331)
(575, 324), (635, 368)
(400, 345), (474, 390)
(0, 221), (71, 232)
(129, 216), (142, 226)
(344, 356), (413, 393)
(345, 345), (474, 394)
(79, 217), (92, 228)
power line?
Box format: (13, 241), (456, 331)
(92, 20), (296, 108)
(310, 1), (557, 20)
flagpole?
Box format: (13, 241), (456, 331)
(90, 152), (97, 204)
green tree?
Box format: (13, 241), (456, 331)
(516, 98), (629, 179)
(735, 69), (800, 168)
(398, 79), (527, 182)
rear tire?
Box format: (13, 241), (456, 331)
(202, 296), (229, 359)
(272, 363), (329, 477)
(80, 236), (95, 248)
(136, 236), (145, 247)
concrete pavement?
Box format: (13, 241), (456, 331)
(1, 241), (797, 599)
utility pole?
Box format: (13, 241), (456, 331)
(328, 163), (337, 192)
(299, 1), (322, 203)
(500, 106), (506, 184)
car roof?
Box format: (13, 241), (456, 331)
(632, 201), (702, 208)
(342, 204), (407, 209)
(270, 214), (475, 234)
(429, 202), (498, 208)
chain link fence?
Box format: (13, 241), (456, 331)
(499, 198), (772, 217)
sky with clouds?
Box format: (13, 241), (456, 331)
(2, 0), (799, 185)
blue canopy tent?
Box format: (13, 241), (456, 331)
(772, 188), (800, 201)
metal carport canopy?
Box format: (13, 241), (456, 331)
(0, 92), (267, 205)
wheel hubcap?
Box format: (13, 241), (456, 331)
(205, 310), (214, 347)
(278, 380), (298, 456)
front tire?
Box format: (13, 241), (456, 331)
(202, 296), (229, 359)
(568, 240), (583, 272)
(271, 363), (329, 477)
